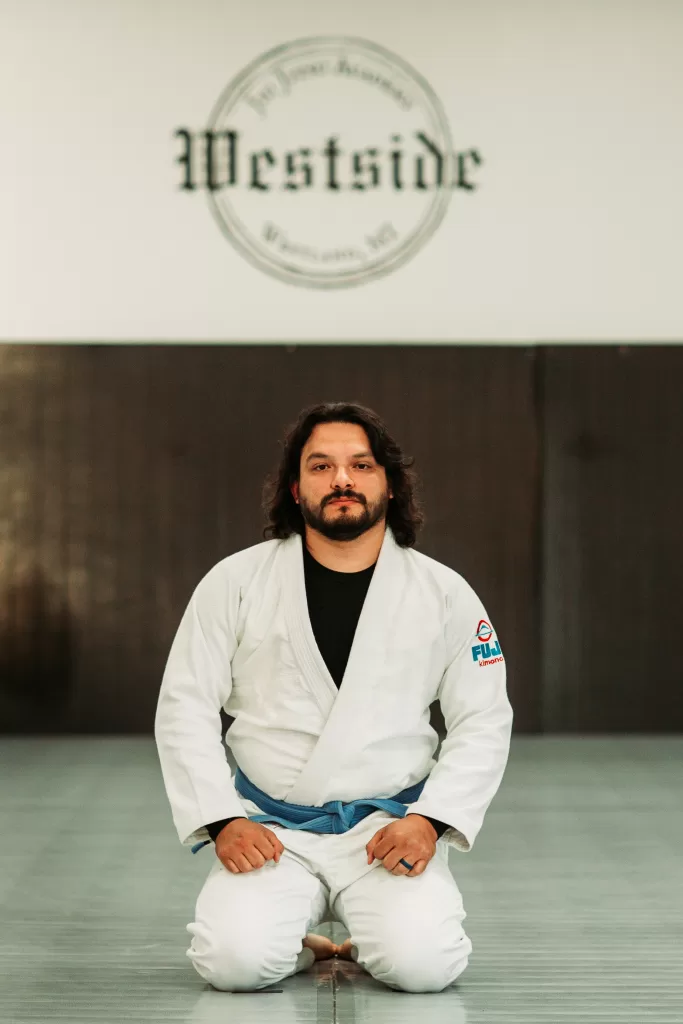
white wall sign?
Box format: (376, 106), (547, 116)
(1, 0), (682, 341)
(175, 36), (472, 289)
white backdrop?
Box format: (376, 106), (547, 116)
(1, 0), (682, 342)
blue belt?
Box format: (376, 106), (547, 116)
(191, 767), (428, 853)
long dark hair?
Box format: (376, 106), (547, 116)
(261, 402), (425, 548)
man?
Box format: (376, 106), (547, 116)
(155, 401), (513, 993)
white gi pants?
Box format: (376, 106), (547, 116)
(185, 815), (472, 993)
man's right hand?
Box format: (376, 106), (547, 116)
(215, 818), (285, 873)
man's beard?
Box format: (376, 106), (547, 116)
(298, 492), (390, 541)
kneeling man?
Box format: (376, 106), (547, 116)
(155, 401), (513, 993)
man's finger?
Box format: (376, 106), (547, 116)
(366, 830), (383, 854)
(372, 837), (398, 863)
(409, 859), (428, 876)
(246, 847), (267, 869)
(388, 861), (408, 875)
(254, 835), (279, 862)
(270, 836), (285, 862)
(378, 849), (430, 875)
(366, 831), (384, 863)
(369, 841), (395, 865)
(265, 829), (285, 861)
(382, 850), (409, 873)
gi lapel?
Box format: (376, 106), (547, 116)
(282, 525), (404, 806)
(281, 531), (339, 719)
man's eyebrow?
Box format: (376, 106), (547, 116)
(305, 451), (374, 462)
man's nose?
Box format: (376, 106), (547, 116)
(332, 469), (354, 486)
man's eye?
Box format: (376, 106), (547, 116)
(312, 464), (371, 470)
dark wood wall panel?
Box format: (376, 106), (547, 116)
(542, 347), (683, 731)
(0, 345), (539, 734)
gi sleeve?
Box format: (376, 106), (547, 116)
(406, 576), (513, 854)
(154, 564), (248, 848)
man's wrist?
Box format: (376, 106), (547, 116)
(408, 813), (447, 840)
(205, 816), (247, 842)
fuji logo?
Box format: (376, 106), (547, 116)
(476, 620), (493, 643)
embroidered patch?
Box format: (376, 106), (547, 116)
(471, 619), (504, 667)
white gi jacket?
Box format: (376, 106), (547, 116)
(154, 525), (513, 858)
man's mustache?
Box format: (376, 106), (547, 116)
(325, 495), (362, 504)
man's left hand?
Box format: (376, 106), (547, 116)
(366, 814), (438, 877)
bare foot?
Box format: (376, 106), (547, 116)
(302, 933), (339, 961)
(336, 938), (355, 961)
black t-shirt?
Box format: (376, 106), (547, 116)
(205, 539), (448, 841)
(300, 540), (376, 687)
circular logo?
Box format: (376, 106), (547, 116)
(476, 620), (493, 643)
(206, 36), (454, 289)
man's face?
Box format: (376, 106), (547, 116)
(291, 422), (392, 542)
